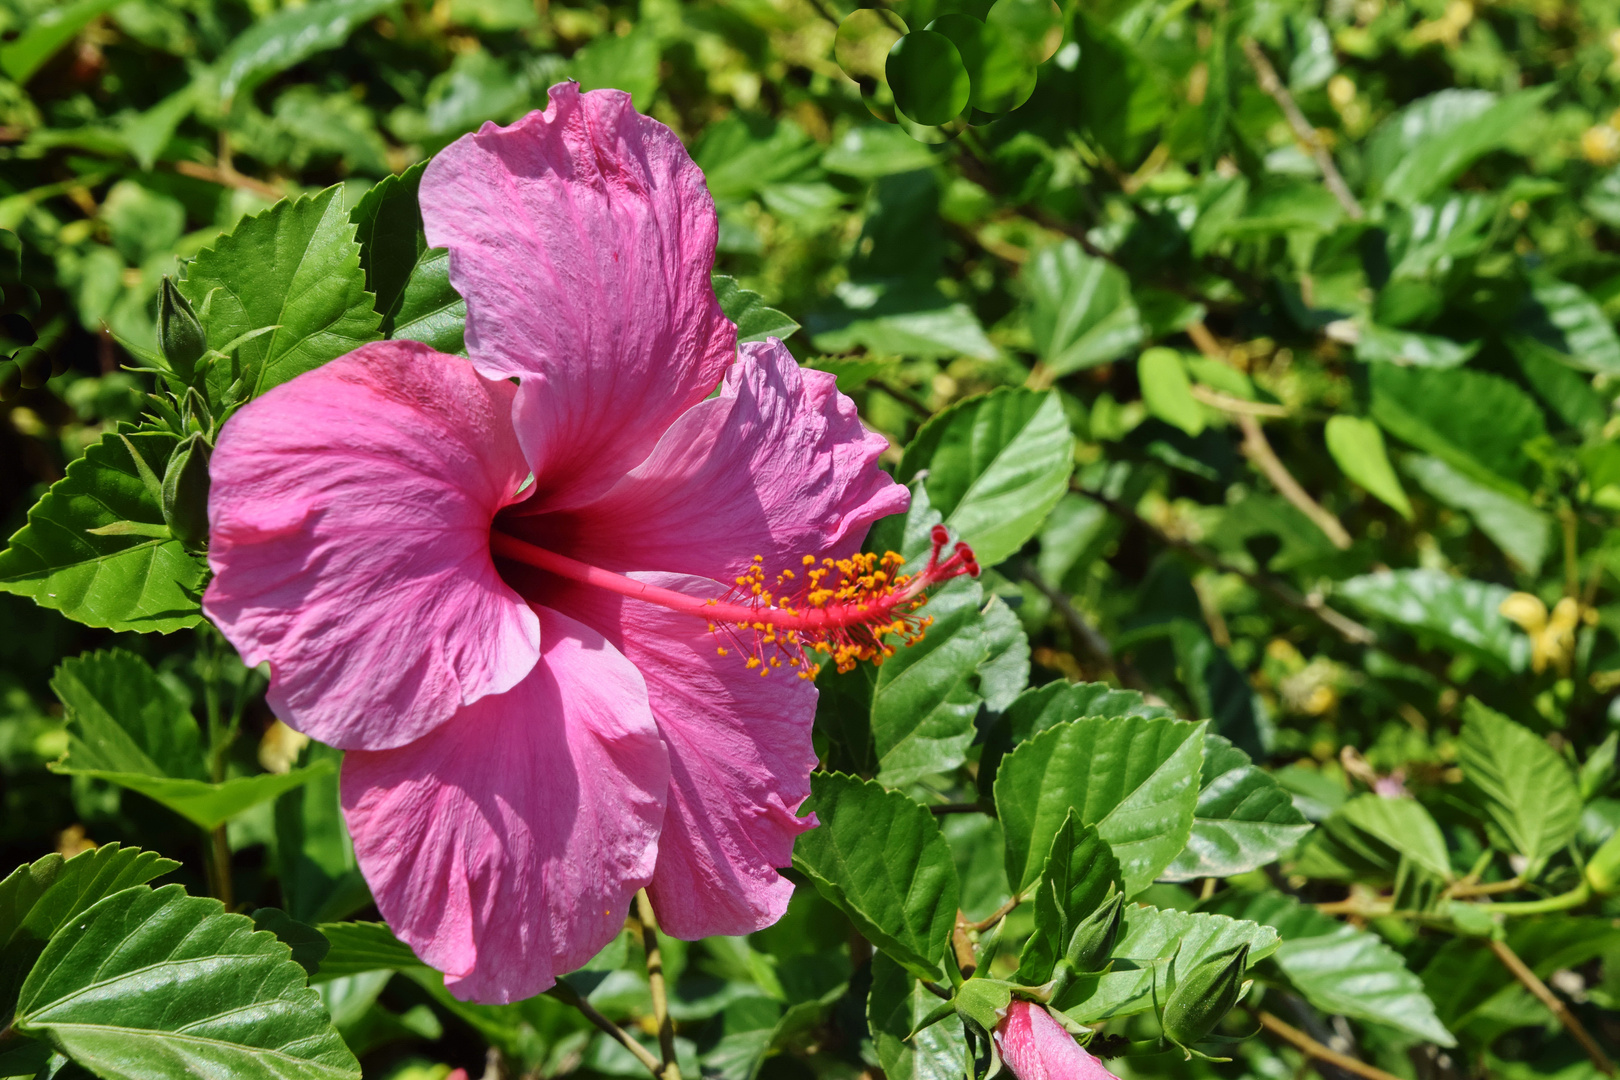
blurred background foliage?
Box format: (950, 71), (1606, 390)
(11, 0), (1620, 1077)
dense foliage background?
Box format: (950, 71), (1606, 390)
(8, 0), (1620, 1078)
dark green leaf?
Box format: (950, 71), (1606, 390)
(976, 594), (1029, 712)
(1369, 362), (1545, 492)
(712, 274), (800, 344)
(276, 743), (371, 925)
(1402, 455), (1551, 573)
(349, 163), (427, 330)
(867, 953), (964, 1080)
(214, 0), (401, 103)
(1507, 273), (1620, 376)
(1337, 569), (1529, 673)
(1162, 735), (1312, 881)
(314, 922), (425, 980)
(1366, 88), (1552, 206)
(0, 0), (119, 83)
(251, 908), (331, 976)
(389, 248), (466, 355)
(792, 773), (960, 980)
(1016, 812), (1123, 984)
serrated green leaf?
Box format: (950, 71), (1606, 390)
(50, 649), (331, 830)
(873, 578), (988, 787)
(0, 845), (177, 1027)
(1057, 907), (1278, 1023)
(0, 430), (204, 633)
(213, 0), (401, 103)
(1026, 240), (1143, 375)
(1335, 794), (1451, 880)
(1325, 415), (1412, 519)
(182, 186), (382, 401)
(16, 884), (359, 1080)
(976, 594), (1029, 713)
(980, 680), (1175, 801)
(995, 716), (1206, 897)
(349, 163), (427, 329)
(898, 388), (1074, 567)
(389, 247), (466, 355)
(1161, 735), (1312, 881)
(867, 953), (965, 1080)
(252, 909), (331, 976)
(792, 773), (959, 980)
(1205, 892), (1453, 1045)
(1337, 568), (1529, 673)
(313, 922), (424, 980)
(712, 274), (800, 344)
(1458, 699), (1581, 870)
(1016, 812), (1123, 984)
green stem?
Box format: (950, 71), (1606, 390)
(1458, 880), (1590, 917)
(545, 982), (664, 1080)
(205, 824), (233, 910)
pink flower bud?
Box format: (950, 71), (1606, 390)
(993, 1001), (1122, 1080)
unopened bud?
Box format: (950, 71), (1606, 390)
(1065, 892), (1124, 973)
(1162, 944), (1250, 1049)
(158, 277), (206, 382)
(162, 432), (212, 550)
(1588, 830), (1620, 896)
(13, 346), (50, 389)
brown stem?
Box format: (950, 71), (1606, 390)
(204, 824), (233, 910)
(635, 890), (681, 1080)
(1186, 322), (1352, 550)
(1256, 1010), (1403, 1080)
(1489, 938), (1616, 1076)
(967, 895), (1023, 933)
(1239, 40), (1364, 221)
(546, 982), (665, 1080)
(1444, 877), (1523, 899)
(1071, 483), (1376, 645)
(1017, 564), (1152, 690)
(172, 160), (283, 201)
(952, 913), (978, 978)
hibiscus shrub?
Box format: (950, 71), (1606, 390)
(5, 1), (1620, 1079)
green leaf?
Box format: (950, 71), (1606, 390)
(1507, 273), (1620, 376)
(389, 248), (466, 355)
(898, 388), (1075, 567)
(1057, 907), (1278, 1023)
(1325, 415), (1412, 519)
(1353, 323), (1478, 369)
(181, 186), (382, 401)
(867, 953), (965, 1080)
(792, 773), (960, 980)
(1204, 892), (1453, 1046)
(252, 908), (331, 976)
(888, 30), (971, 127)
(976, 594), (1030, 713)
(15, 885), (360, 1080)
(1335, 794), (1451, 880)
(693, 114), (822, 204)
(349, 164), (428, 330)
(1337, 568), (1529, 673)
(808, 281), (997, 361)
(1403, 455), (1551, 573)
(0, 430), (204, 633)
(1369, 362), (1545, 493)
(0, 845), (178, 1026)
(213, 0), (401, 103)
(50, 649), (332, 830)
(995, 716), (1206, 897)
(0, 0), (119, 83)
(873, 579), (988, 787)
(1025, 240), (1143, 375)
(1366, 87), (1552, 206)
(1161, 735), (1312, 882)
(314, 922), (425, 980)
(1138, 348), (1205, 437)
(1016, 812), (1123, 984)
(276, 743), (371, 925)
(980, 681), (1175, 800)
(712, 274), (800, 345)
(1067, 13), (1169, 166)
(1457, 699), (1582, 870)
(821, 125), (939, 178)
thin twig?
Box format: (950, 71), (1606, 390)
(1072, 483), (1377, 645)
(172, 160), (283, 201)
(1256, 1010), (1403, 1080)
(952, 913), (979, 978)
(967, 895), (1022, 933)
(1239, 40), (1364, 221)
(1188, 383), (1290, 418)
(1185, 322), (1352, 550)
(635, 891), (681, 1080)
(1017, 563), (1152, 689)
(1489, 938), (1616, 1076)
(545, 982), (664, 1080)
(867, 379), (933, 419)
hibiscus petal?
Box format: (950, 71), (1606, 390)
(421, 82), (735, 510)
(543, 339), (908, 581)
(551, 573), (817, 939)
(342, 606), (669, 1004)
(204, 341), (537, 751)
(994, 1001), (1122, 1080)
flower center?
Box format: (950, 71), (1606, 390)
(488, 525), (978, 679)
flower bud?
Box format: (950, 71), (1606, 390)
(1162, 943), (1250, 1049)
(1588, 830), (1620, 896)
(162, 432), (212, 550)
(158, 277), (206, 382)
(13, 346), (50, 389)
(1064, 892), (1124, 973)
(994, 1000), (1120, 1080)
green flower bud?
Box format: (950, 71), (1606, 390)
(1588, 830), (1620, 896)
(1064, 892), (1124, 974)
(1162, 944), (1250, 1049)
(162, 432), (213, 550)
(158, 277), (206, 382)
(13, 346), (50, 389)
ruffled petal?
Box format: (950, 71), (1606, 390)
(525, 340), (907, 582)
(204, 341), (537, 751)
(341, 606), (669, 1004)
(994, 1002), (1121, 1080)
(421, 82), (735, 510)
(549, 573), (817, 939)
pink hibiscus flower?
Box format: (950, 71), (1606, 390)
(994, 1001), (1122, 1080)
(203, 84), (976, 1003)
